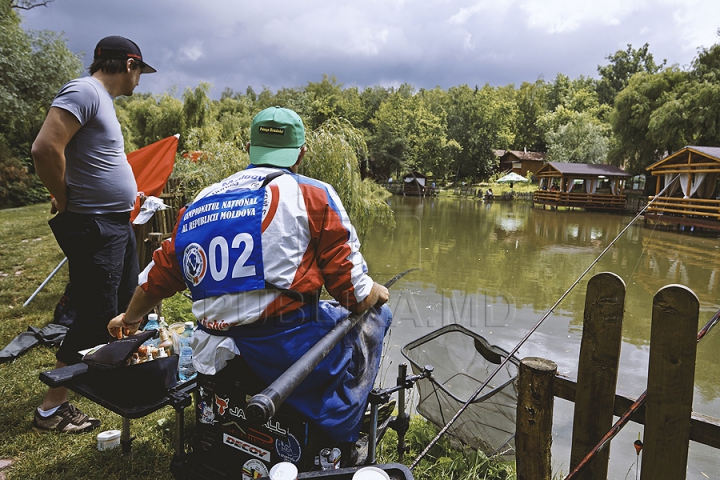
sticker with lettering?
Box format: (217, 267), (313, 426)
(242, 459), (269, 479)
(275, 432), (302, 463)
(198, 400), (215, 425)
(223, 433), (271, 461)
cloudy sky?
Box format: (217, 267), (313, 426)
(19, 0), (720, 99)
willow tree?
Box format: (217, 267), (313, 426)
(172, 116), (393, 238)
(301, 117), (394, 236)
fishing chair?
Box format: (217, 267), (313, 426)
(173, 355), (419, 480)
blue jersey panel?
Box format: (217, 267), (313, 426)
(175, 189), (265, 299)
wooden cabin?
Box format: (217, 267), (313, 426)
(533, 162), (630, 211)
(403, 171), (434, 196)
(496, 149), (546, 177)
(644, 146), (720, 231)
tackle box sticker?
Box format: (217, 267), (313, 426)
(242, 459), (269, 479)
(275, 432), (302, 463)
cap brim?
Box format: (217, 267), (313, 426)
(140, 63), (156, 74)
(250, 145), (301, 168)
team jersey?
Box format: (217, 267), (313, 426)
(139, 165), (374, 329)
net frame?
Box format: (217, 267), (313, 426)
(401, 324), (519, 458)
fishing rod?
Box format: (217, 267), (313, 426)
(246, 268), (418, 424)
(410, 175), (681, 470)
(564, 306), (720, 480)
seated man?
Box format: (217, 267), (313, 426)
(108, 107), (391, 446)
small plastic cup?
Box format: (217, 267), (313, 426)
(96, 430), (121, 451)
(269, 462), (298, 480)
(352, 466), (391, 480)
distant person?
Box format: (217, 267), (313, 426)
(31, 36), (155, 433)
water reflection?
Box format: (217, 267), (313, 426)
(363, 195), (720, 479)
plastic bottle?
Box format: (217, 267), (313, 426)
(142, 313), (161, 348)
(178, 321), (197, 381)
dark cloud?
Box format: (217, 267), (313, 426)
(19, 0), (719, 98)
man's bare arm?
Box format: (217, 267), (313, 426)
(31, 107), (81, 213)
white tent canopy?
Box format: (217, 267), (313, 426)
(496, 172), (528, 183)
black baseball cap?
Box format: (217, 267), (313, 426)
(93, 36), (156, 74)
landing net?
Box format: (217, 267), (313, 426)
(401, 324), (519, 459)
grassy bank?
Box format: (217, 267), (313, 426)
(0, 204), (514, 479)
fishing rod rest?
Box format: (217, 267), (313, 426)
(366, 364), (434, 463)
(368, 364), (434, 404)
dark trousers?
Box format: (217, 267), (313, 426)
(49, 211), (139, 364)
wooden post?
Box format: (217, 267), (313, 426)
(570, 273), (626, 480)
(516, 357), (557, 480)
(640, 285), (699, 480)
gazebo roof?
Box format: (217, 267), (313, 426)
(646, 146), (720, 171)
(536, 162), (630, 178)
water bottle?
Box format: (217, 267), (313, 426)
(178, 321), (196, 381)
(142, 313), (160, 348)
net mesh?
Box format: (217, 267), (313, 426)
(401, 324), (519, 459)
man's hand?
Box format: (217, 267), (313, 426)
(352, 282), (389, 313)
(50, 196), (66, 214)
(107, 287), (164, 339)
(108, 313), (141, 339)
(373, 283), (389, 307)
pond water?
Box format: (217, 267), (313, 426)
(361, 195), (720, 479)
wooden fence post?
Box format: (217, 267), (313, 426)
(570, 272), (626, 480)
(641, 285), (699, 480)
(516, 357), (557, 480)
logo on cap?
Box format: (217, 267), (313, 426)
(258, 126), (285, 135)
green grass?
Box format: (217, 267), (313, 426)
(0, 204), (191, 479)
(0, 204), (515, 479)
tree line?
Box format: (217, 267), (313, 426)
(2, 2), (720, 210)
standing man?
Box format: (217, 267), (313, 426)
(108, 107), (392, 453)
(31, 36), (155, 432)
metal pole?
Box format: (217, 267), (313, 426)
(23, 257), (67, 307)
(397, 363), (408, 462)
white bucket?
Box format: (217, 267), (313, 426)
(96, 430), (121, 451)
(352, 466), (391, 480)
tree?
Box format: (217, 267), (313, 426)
(304, 75), (346, 130)
(115, 93), (184, 152)
(545, 111), (610, 163)
(597, 43), (665, 106)
(512, 80), (549, 152)
(10, 0), (55, 9)
(538, 74), (612, 165)
(648, 42), (720, 147)
(608, 68), (687, 174)
(0, 2), (82, 207)
(445, 84), (515, 181)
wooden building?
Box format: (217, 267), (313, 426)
(533, 162), (630, 211)
(644, 146), (720, 230)
(496, 149), (546, 176)
(403, 171), (434, 196)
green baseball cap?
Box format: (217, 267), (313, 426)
(249, 107), (305, 168)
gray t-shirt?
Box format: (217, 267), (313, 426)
(52, 76), (137, 214)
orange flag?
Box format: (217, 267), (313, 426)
(127, 134), (179, 222)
